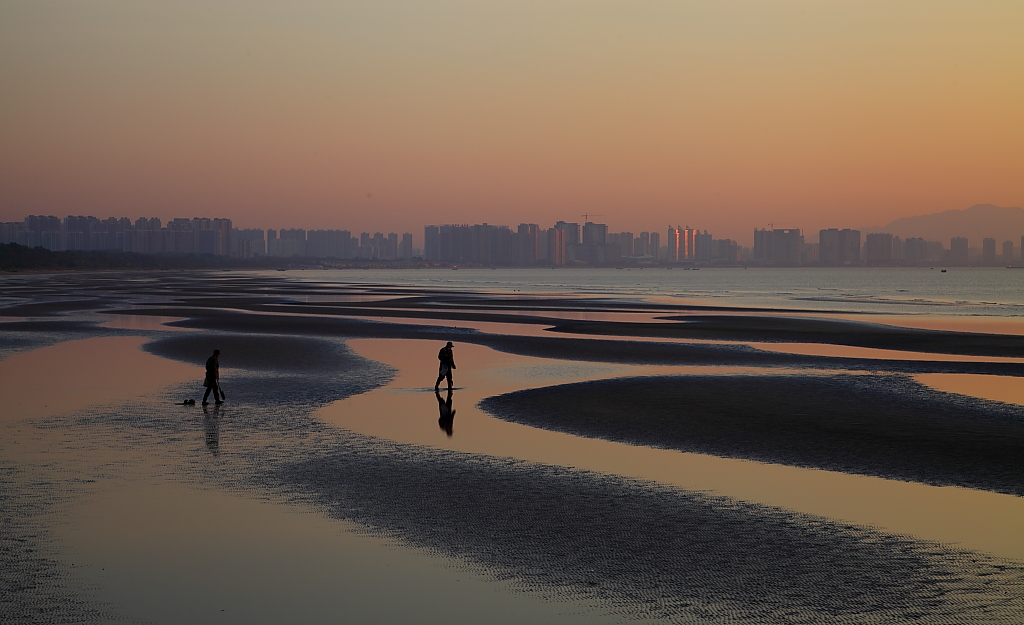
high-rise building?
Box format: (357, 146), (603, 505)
(0, 221), (22, 244)
(167, 218), (195, 254)
(232, 229), (266, 257)
(864, 233), (894, 263)
(694, 231), (712, 261)
(554, 221), (580, 246)
(424, 226), (440, 260)
(212, 219), (232, 255)
(573, 222), (612, 264)
(399, 233), (413, 259)
(610, 231), (634, 256)
(547, 227), (566, 265)
(517, 223), (539, 265)
(582, 221), (607, 245)
(982, 238), (996, 265)
(753, 228), (773, 261)
(1002, 240), (1014, 265)
(638, 232), (651, 257)
(306, 229), (355, 258)
(950, 237), (968, 266)
(386, 232), (399, 259)
(667, 226), (682, 261)
(712, 239), (738, 263)
(756, 228), (804, 265)
(271, 228), (306, 257)
(22, 215), (62, 250)
(819, 228), (861, 265)
(773, 229), (804, 265)
(63, 215), (100, 251)
(904, 237), (927, 264)
(667, 226), (700, 261)
(537, 228), (549, 261)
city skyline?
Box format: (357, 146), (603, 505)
(4, 210), (1022, 267)
(2, 3), (1022, 241)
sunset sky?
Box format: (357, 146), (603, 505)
(2, 1), (1021, 244)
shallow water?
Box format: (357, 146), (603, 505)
(319, 338), (1024, 559)
(99, 314), (193, 331)
(336, 313), (1024, 369)
(749, 340), (1024, 363)
(0, 337), (618, 624)
(290, 267), (1024, 317)
(57, 480), (614, 625)
(914, 373), (1024, 406)
(0, 336), (196, 422)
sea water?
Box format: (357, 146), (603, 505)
(286, 267), (1024, 319)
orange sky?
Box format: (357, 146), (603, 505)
(1, 1), (1021, 244)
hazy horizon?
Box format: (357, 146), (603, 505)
(3, 2), (1021, 243)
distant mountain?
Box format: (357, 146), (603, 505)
(865, 204), (1024, 244)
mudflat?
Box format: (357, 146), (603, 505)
(481, 374), (1024, 495)
(2, 270), (1023, 624)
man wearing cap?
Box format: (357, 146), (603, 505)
(434, 341), (456, 391)
(203, 349), (223, 405)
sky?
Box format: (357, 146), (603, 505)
(1, 1), (1022, 245)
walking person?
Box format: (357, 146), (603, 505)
(434, 341), (456, 391)
(202, 349), (223, 405)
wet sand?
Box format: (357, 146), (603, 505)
(3, 271), (1024, 624)
(480, 374), (1024, 496)
(547, 316), (1024, 358)
(0, 336), (196, 422)
(0, 332), (615, 624)
(324, 338), (1024, 559)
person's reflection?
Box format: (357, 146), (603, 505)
(202, 403), (220, 455)
(436, 389), (455, 437)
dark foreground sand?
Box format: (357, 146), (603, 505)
(4, 271), (1024, 623)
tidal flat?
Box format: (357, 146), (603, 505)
(2, 270), (1023, 624)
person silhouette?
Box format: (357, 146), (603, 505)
(436, 388), (455, 436)
(202, 349), (223, 405)
(434, 341), (456, 390)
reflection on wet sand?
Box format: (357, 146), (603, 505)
(55, 480), (614, 624)
(203, 404), (221, 454)
(319, 338), (1024, 559)
(436, 389), (455, 436)
(0, 336), (197, 423)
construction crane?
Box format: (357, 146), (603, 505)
(580, 213), (606, 223)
